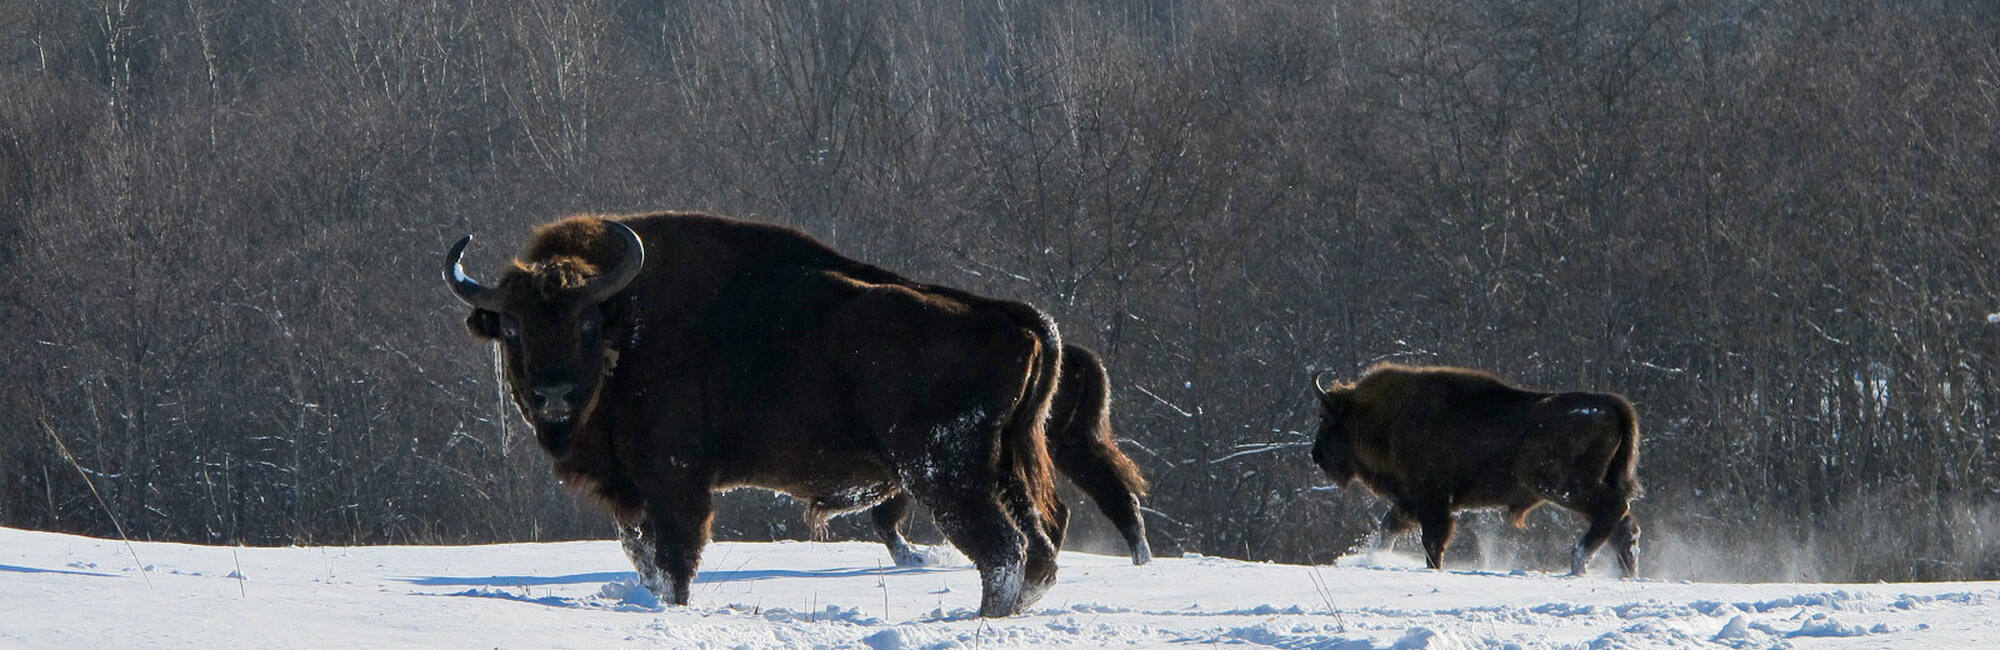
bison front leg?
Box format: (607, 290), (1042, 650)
(1374, 508), (1419, 552)
(1417, 509), (1457, 570)
(617, 518), (669, 596)
(641, 486), (715, 606)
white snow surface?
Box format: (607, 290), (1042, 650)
(4, 526), (1998, 649)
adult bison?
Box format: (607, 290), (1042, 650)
(1310, 363), (1641, 576)
(864, 344), (1153, 567)
(443, 212), (1067, 617)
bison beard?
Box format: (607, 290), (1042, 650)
(1311, 363), (1642, 577)
(445, 212), (1067, 617)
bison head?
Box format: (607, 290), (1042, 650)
(443, 220), (645, 455)
(1310, 370), (1358, 485)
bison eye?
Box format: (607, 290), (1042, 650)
(580, 318), (601, 347)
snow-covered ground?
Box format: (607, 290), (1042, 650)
(3, 526), (1995, 649)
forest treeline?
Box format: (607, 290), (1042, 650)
(3, 1), (1996, 582)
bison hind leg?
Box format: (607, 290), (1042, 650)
(1611, 513), (1640, 577)
(1004, 479), (1065, 611)
(868, 494), (937, 568)
(868, 494), (958, 568)
(914, 480), (1048, 617)
(1062, 468), (1150, 564)
(942, 505), (1030, 617)
(1569, 506), (1631, 577)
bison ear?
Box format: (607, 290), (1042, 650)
(465, 309), (501, 339)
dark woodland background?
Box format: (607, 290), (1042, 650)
(3, 1), (1997, 583)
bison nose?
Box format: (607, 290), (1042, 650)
(530, 384), (579, 418)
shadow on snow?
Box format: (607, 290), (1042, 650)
(396, 564), (951, 588)
(0, 564), (120, 578)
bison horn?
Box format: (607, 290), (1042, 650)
(444, 235), (506, 311)
(580, 220), (646, 304)
(1312, 369), (1339, 396)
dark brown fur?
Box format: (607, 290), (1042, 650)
(1311, 363), (1642, 576)
(868, 344), (1155, 565)
(449, 212), (1067, 616)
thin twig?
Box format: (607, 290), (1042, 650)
(232, 548), (247, 598)
(1305, 565), (1348, 632)
(1134, 385), (1198, 417)
(42, 418), (153, 591)
(1208, 441), (1312, 464)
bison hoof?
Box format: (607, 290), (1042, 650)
(633, 568), (670, 597)
(1569, 544), (1593, 577)
(1020, 563), (1057, 610)
(978, 591), (1021, 618)
(633, 573), (690, 606)
(1130, 540), (1154, 566)
(978, 561), (1052, 617)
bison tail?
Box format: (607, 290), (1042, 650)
(1050, 345), (1149, 496)
(1606, 396), (1642, 498)
(1001, 304), (1065, 528)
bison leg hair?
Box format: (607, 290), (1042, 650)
(617, 520), (669, 596)
(868, 494), (935, 568)
(1416, 509), (1457, 570)
(923, 487), (1038, 617)
(1014, 487), (1065, 605)
(1569, 506), (1629, 577)
(1373, 508), (1420, 552)
(1050, 446), (1152, 564)
(995, 470), (1064, 615)
(640, 487), (715, 606)
(1046, 348), (1153, 565)
(1610, 513), (1640, 577)
(1120, 511), (1154, 565)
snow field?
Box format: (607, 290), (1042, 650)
(2, 526), (1996, 648)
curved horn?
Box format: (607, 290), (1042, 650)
(580, 220), (645, 304)
(1312, 369), (1339, 396)
(444, 235), (505, 310)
